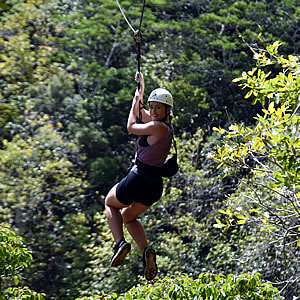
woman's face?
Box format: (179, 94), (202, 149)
(149, 102), (166, 121)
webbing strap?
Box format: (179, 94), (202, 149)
(172, 136), (177, 156)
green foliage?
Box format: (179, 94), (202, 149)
(1, 0), (300, 299)
(0, 1), (10, 10)
(0, 102), (19, 145)
(0, 112), (90, 298)
(0, 0), (61, 100)
(0, 224), (45, 299)
(0, 103), (19, 128)
(233, 41), (300, 107)
(213, 42), (299, 295)
(0, 224), (32, 285)
(77, 273), (282, 300)
(144, 0), (300, 128)
(78, 211), (144, 298)
(3, 286), (45, 300)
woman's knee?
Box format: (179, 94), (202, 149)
(122, 202), (150, 224)
(105, 185), (127, 209)
(121, 209), (136, 224)
(105, 186), (115, 206)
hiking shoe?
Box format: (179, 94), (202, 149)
(143, 247), (158, 281)
(110, 240), (131, 267)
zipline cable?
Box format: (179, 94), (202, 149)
(116, 0), (146, 122)
(116, 0), (136, 34)
(116, 0), (146, 34)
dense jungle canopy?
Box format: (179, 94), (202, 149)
(0, 0), (299, 299)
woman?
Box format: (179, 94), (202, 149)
(105, 72), (174, 281)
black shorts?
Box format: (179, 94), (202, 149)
(116, 165), (163, 206)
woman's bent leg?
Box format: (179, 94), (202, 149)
(105, 184), (128, 243)
(125, 219), (148, 255)
(122, 202), (158, 280)
(122, 202), (150, 255)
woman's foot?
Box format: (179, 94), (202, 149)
(110, 240), (131, 267)
(143, 247), (158, 280)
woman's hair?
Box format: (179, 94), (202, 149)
(166, 104), (173, 122)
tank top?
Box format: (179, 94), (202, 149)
(136, 123), (173, 167)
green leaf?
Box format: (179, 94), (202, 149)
(232, 77), (244, 83)
(219, 209), (233, 217)
(245, 90), (253, 99)
(236, 214), (247, 220)
(250, 209), (262, 214)
(268, 102), (275, 114)
(0, 1), (10, 10)
(273, 172), (285, 182)
(214, 219), (226, 228)
(262, 109), (269, 115)
(213, 127), (226, 134)
(13, 276), (19, 285)
(237, 219), (247, 224)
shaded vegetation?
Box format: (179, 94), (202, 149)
(0, 0), (299, 299)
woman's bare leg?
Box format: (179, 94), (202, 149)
(122, 202), (151, 255)
(105, 186), (151, 255)
(122, 202), (158, 280)
(105, 185), (128, 243)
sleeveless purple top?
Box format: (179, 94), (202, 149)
(136, 124), (173, 167)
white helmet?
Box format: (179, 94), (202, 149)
(148, 88), (173, 107)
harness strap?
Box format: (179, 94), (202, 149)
(172, 136), (177, 156)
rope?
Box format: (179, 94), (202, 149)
(116, 0), (146, 123)
(138, 0), (146, 32)
(136, 1), (146, 123)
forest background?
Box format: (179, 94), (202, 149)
(0, 0), (299, 299)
